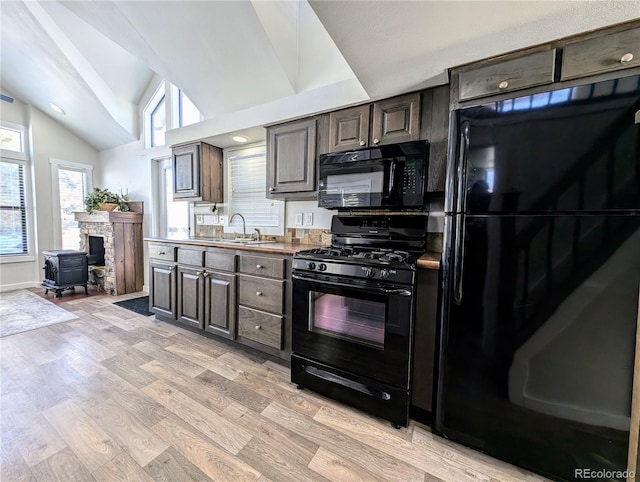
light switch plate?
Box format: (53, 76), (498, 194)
(196, 215), (204, 224)
(295, 213), (303, 226)
(218, 215), (226, 225)
(304, 212), (313, 226)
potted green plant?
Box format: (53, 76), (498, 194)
(84, 188), (130, 213)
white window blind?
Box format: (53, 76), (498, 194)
(58, 168), (88, 249)
(228, 151), (280, 228)
(0, 159), (28, 255)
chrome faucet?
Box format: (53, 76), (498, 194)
(253, 228), (261, 241)
(229, 213), (247, 239)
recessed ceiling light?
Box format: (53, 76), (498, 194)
(232, 135), (248, 143)
(50, 103), (65, 115)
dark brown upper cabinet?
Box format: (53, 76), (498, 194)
(451, 21), (640, 107)
(562, 25), (640, 80)
(172, 141), (223, 202)
(457, 50), (555, 102)
(371, 93), (421, 146)
(266, 118), (317, 199)
(328, 104), (370, 151)
(328, 93), (421, 152)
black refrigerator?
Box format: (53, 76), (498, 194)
(435, 74), (640, 482)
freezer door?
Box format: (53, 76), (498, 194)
(458, 75), (640, 214)
(435, 213), (640, 481)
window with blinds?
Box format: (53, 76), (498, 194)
(0, 159), (28, 255)
(228, 148), (283, 232)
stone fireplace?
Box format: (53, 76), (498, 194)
(74, 206), (143, 295)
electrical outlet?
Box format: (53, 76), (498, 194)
(304, 212), (313, 226)
(218, 215), (226, 225)
(196, 215), (204, 224)
(295, 212), (303, 226)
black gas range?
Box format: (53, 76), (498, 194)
(291, 214), (427, 427)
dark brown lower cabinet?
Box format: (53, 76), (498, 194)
(149, 261), (177, 319)
(177, 265), (205, 329)
(204, 271), (237, 340)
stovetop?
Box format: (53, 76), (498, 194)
(298, 246), (421, 266)
(292, 214), (428, 284)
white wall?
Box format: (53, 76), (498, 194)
(0, 95), (100, 292)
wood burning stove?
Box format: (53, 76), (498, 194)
(42, 250), (88, 298)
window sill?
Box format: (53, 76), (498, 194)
(0, 254), (36, 264)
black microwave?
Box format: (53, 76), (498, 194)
(318, 140), (429, 209)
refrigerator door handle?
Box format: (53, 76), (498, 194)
(453, 123), (470, 305)
(453, 214), (466, 305)
(455, 122), (470, 214)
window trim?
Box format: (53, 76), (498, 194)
(0, 157), (35, 263)
(50, 158), (94, 250)
(0, 120), (28, 161)
(224, 143), (284, 237)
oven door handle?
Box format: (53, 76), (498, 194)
(292, 273), (412, 297)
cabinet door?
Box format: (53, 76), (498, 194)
(173, 144), (200, 199)
(267, 119), (316, 195)
(149, 262), (176, 319)
(328, 104), (370, 152)
(458, 50), (555, 101)
(562, 27), (640, 80)
(177, 265), (204, 329)
(204, 271), (236, 339)
(371, 93), (421, 146)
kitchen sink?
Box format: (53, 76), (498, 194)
(213, 239), (275, 245)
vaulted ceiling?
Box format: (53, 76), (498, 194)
(1, 1), (638, 152)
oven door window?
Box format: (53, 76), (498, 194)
(309, 291), (385, 349)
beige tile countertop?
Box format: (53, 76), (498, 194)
(145, 237), (326, 256)
(417, 252), (441, 270)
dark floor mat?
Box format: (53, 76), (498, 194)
(113, 296), (153, 317)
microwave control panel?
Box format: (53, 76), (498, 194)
(402, 162), (420, 195)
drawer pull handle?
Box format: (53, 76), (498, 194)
(159, 251), (165, 255)
(256, 264), (263, 269)
(203, 272), (209, 278)
(359, 140), (366, 146)
(373, 138), (380, 145)
(621, 53), (634, 64)
(255, 325), (261, 330)
(196, 271), (204, 276)
(256, 291), (263, 296)
(498, 80), (509, 90)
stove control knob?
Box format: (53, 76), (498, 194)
(380, 269), (390, 280)
(307, 262), (316, 270)
(318, 263), (327, 271)
(365, 267), (376, 278)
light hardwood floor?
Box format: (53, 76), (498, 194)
(0, 290), (548, 482)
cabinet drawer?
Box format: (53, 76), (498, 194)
(149, 243), (176, 262)
(459, 50), (555, 101)
(177, 248), (204, 267)
(205, 250), (236, 272)
(238, 255), (285, 278)
(562, 27), (640, 80)
(238, 275), (284, 314)
(238, 306), (283, 349)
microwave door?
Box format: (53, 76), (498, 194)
(320, 161), (390, 208)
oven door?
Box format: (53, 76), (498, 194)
(291, 272), (414, 388)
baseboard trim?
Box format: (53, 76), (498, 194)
(0, 281), (39, 293)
